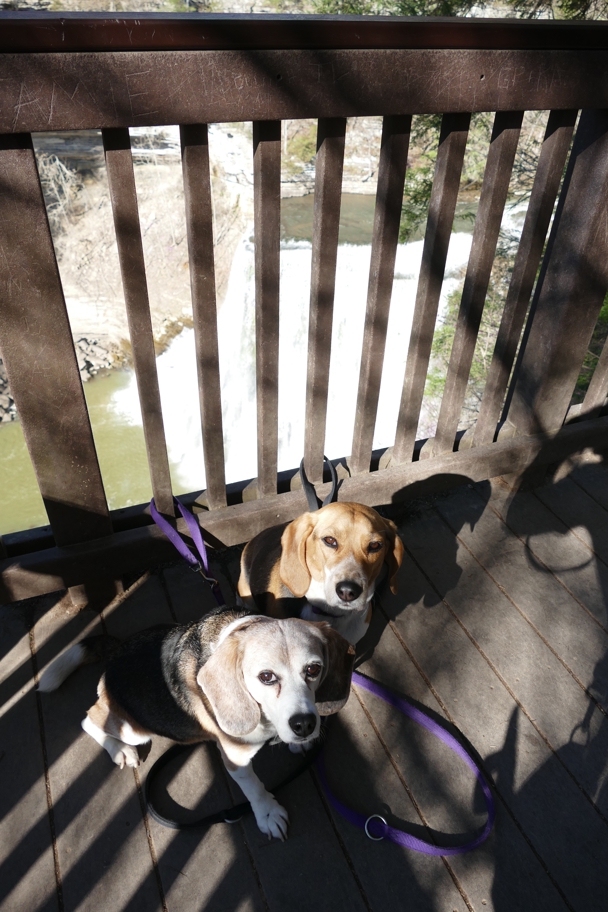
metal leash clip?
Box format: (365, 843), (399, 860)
(365, 814), (387, 841)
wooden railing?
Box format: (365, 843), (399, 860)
(2, 12), (608, 602)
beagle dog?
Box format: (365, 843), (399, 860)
(238, 502), (404, 645)
(39, 609), (354, 841)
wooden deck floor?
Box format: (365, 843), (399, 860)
(2, 464), (608, 912)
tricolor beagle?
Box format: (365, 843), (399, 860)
(39, 610), (354, 841)
(238, 502), (404, 645)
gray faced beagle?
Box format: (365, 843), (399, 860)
(39, 609), (354, 841)
(238, 501), (405, 645)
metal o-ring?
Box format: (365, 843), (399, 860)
(365, 814), (387, 841)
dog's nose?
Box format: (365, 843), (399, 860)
(289, 713), (317, 738)
(336, 580), (363, 602)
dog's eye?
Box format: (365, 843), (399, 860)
(258, 671), (277, 685)
(323, 536), (338, 549)
(368, 540), (383, 553)
(306, 663), (322, 678)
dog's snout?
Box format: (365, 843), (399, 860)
(289, 712), (317, 738)
(336, 580), (363, 602)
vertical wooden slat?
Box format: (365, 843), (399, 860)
(0, 134), (111, 546)
(102, 128), (173, 516)
(303, 117), (346, 483)
(581, 338), (608, 419)
(505, 109), (608, 437)
(349, 115), (411, 476)
(429, 110), (524, 457)
(180, 124), (227, 509)
(471, 110), (577, 448)
(253, 121), (281, 498)
(392, 113), (471, 465)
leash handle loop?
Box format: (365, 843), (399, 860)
(299, 457), (339, 512)
(150, 497), (225, 607)
(316, 670), (496, 855)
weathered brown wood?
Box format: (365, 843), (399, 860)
(431, 110), (524, 456)
(392, 112), (471, 465)
(471, 110), (577, 448)
(180, 124), (226, 509)
(7, 13), (608, 54)
(4, 415), (608, 601)
(5, 49), (608, 136)
(0, 133), (112, 547)
(303, 118), (346, 483)
(580, 335), (608, 419)
(505, 110), (608, 438)
(102, 128), (173, 516)
(350, 115), (411, 475)
(253, 120), (281, 498)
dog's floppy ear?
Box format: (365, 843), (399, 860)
(383, 518), (405, 595)
(197, 635), (260, 737)
(280, 513), (316, 597)
(313, 624), (356, 716)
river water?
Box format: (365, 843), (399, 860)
(0, 194), (482, 537)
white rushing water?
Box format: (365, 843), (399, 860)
(111, 229), (474, 494)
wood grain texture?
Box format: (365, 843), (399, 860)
(303, 117), (346, 483)
(471, 109), (577, 448)
(432, 110), (524, 456)
(102, 128), (173, 516)
(0, 134), (111, 547)
(253, 120), (281, 499)
(350, 115), (411, 475)
(4, 49), (608, 135)
(506, 109), (608, 437)
(180, 123), (227, 509)
(393, 112), (471, 465)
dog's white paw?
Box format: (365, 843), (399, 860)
(111, 744), (140, 769)
(253, 795), (289, 841)
(289, 739), (317, 755)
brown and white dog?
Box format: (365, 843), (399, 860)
(39, 610), (354, 841)
(238, 502), (404, 645)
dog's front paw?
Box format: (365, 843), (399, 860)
(111, 744), (140, 769)
(253, 794), (289, 841)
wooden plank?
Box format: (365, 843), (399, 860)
(376, 555), (574, 911)
(571, 462), (608, 513)
(180, 124), (226, 510)
(0, 134), (111, 547)
(7, 13), (608, 54)
(303, 117), (346, 483)
(102, 127), (174, 516)
(471, 109), (577, 448)
(0, 601), (59, 912)
(33, 595), (164, 911)
(392, 112), (471, 465)
(394, 511), (608, 907)
(253, 121), (281, 499)
(4, 415), (608, 602)
(431, 110), (524, 457)
(6, 50), (608, 133)
(436, 484), (608, 716)
(580, 335), (608, 418)
(505, 110), (608, 437)
(534, 474), (608, 568)
(350, 115), (411, 475)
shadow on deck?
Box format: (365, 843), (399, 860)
(2, 463), (608, 912)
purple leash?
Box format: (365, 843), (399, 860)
(316, 671), (495, 854)
(150, 497), (225, 608)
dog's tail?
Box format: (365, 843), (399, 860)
(38, 636), (120, 692)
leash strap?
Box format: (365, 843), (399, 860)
(315, 670), (496, 855)
(299, 457), (339, 512)
(150, 497), (225, 607)
(145, 737), (324, 830)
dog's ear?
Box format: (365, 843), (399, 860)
(313, 624), (356, 715)
(280, 513), (316, 597)
(197, 635), (260, 737)
(383, 518), (405, 595)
